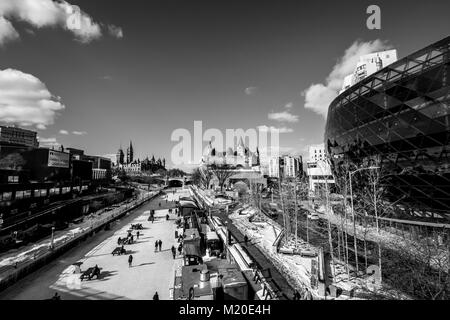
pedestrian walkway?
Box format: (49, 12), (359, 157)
(0, 190), (184, 300)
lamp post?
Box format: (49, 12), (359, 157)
(317, 160), (336, 279)
(50, 227), (55, 250)
(348, 166), (380, 276)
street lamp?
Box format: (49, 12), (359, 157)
(50, 227), (55, 250)
(348, 166), (380, 276)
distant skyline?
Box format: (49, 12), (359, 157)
(1, 0), (449, 170)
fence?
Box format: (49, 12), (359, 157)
(0, 189), (163, 292)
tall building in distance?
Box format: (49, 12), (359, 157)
(268, 155), (303, 178)
(283, 155), (303, 178)
(268, 157), (280, 178)
(116, 146), (124, 165)
(126, 141), (134, 164)
(340, 49), (398, 94)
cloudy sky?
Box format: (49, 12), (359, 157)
(0, 0), (449, 169)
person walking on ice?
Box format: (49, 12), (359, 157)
(171, 245), (176, 259)
(158, 239), (162, 251)
(128, 254), (133, 268)
(154, 240), (158, 252)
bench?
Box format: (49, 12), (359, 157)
(80, 267), (101, 281)
(112, 247), (126, 256)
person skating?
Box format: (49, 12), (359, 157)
(166, 214), (169, 221)
(137, 231), (140, 239)
(154, 240), (158, 252)
(158, 239), (162, 251)
(153, 291), (159, 300)
(128, 255), (133, 268)
(171, 245), (176, 259)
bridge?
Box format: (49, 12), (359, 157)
(149, 175), (193, 188)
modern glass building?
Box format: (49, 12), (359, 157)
(325, 36), (450, 217)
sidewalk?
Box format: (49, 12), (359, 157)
(0, 189), (160, 282)
(1, 190), (184, 300)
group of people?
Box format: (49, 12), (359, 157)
(117, 230), (136, 245)
(154, 239), (163, 252)
(170, 243), (183, 259)
(292, 288), (313, 300)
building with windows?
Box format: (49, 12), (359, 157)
(309, 144), (327, 163)
(306, 144), (335, 194)
(0, 126), (39, 148)
(268, 155), (303, 178)
(339, 49), (398, 94)
(268, 157), (280, 178)
(201, 138), (260, 170)
(325, 36), (450, 217)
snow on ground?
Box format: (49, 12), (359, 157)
(320, 211), (449, 272)
(0, 190), (159, 275)
(196, 187), (412, 299)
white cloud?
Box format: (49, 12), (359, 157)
(257, 125), (293, 133)
(0, 16), (19, 45)
(72, 130), (87, 135)
(107, 24), (123, 38)
(0, 68), (65, 129)
(38, 137), (61, 148)
(244, 86), (258, 95)
(284, 102), (293, 109)
(59, 129), (68, 135)
(0, 0), (123, 45)
(303, 39), (391, 118)
(268, 110), (299, 123)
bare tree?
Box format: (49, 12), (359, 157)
(333, 160), (354, 279)
(192, 166), (213, 189)
(210, 164), (235, 191)
(383, 229), (450, 299)
(355, 156), (386, 281)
